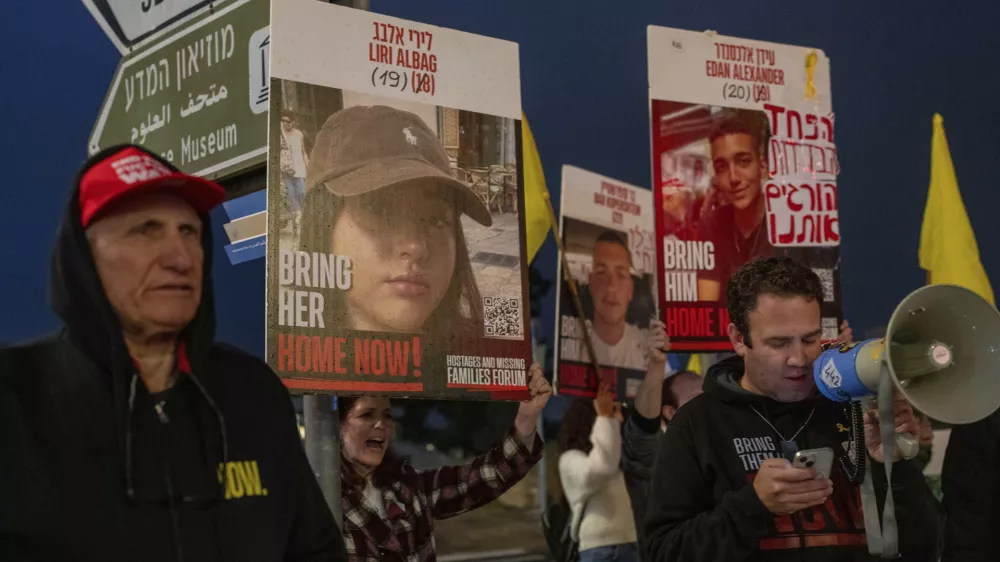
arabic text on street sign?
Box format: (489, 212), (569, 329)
(89, 0), (270, 181)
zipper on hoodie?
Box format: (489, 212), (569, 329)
(149, 387), (184, 562)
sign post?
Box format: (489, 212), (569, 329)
(304, 394), (341, 527)
(299, 0), (372, 530)
(88, 0), (270, 182)
(81, 0), (216, 54)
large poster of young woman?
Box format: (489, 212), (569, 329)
(648, 27), (844, 351)
(266, 0), (530, 400)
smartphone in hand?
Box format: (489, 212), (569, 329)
(792, 447), (835, 480)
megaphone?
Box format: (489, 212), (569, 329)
(815, 283), (1000, 433)
(813, 284), (1000, 559)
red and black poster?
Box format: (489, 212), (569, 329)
(648, 27), (844, 350)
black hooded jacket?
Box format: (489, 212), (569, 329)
(942, 408), (1000, 562)
(0, 146), (347, 562)
(643, 355), (940, 561)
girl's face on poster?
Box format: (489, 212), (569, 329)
(331, 181), (458, 332)
(341, 396), (394, 471)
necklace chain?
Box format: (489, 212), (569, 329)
(734, 222), (764, 255)
(750, 405), (815, 445)
(750, 404), (864, 483)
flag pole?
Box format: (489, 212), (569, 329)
(542, 192), (605, 385)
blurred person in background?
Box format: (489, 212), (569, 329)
(280, 110), (310, 236)
(942, 408), (1000, 562)
(659, 370), (704, 429)
(620, 319), (681, 549)
(558, 383), (639, 562)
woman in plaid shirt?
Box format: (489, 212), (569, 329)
(338, 363), (550, 562)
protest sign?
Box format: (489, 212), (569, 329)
(554, 165), (657, 401)
(266, 0), (530, 399)
(649, 28), (844, 350)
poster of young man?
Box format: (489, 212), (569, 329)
(554, 165), (658, 401)
(648, 27), (844, 351)
(265, 0), (531, 400)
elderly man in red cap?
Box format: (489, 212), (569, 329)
(0, 145), (347, 562)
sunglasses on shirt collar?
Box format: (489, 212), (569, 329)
(125, 371), (229, 507)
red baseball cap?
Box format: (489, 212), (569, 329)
(79, 146), (226, 227)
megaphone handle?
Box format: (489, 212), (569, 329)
(879, 374), (900, 557)
(861, 399), (920, 461)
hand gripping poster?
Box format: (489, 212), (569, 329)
(266, 0), (531, 400)
(554, 166), (658, 401)
(648, 27), (844, 351)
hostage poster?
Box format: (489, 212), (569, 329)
(554, 165), (658, 401)
(265, 0), (531, 400)
(648, 27), (844, 351)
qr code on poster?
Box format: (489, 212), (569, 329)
(483, 297), (523, 339)
(813, 268), (835, 302)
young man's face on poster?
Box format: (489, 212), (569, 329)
(710, 132), (765, 212)
(331, 182), (459, 333)
(589, 241), (634, 326)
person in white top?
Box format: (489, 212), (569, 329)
(587, 231), (648, 371)
(280, 112), (309, 230)
(558, 383), (639, 562)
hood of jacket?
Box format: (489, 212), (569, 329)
(48, 144), (219, 465)
(704, 354), (829, 414)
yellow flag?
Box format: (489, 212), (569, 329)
(918, 114), (995, 306)
(687, 354), (703, 376)
(522, 114), (551, 263)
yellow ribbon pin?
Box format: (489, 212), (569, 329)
(805, 50), (818, 100)
(836, 423), (850, 433)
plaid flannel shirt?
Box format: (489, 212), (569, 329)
(341, 427), (543, 562)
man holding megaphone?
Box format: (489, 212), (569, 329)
(644, 257), (941, 561)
